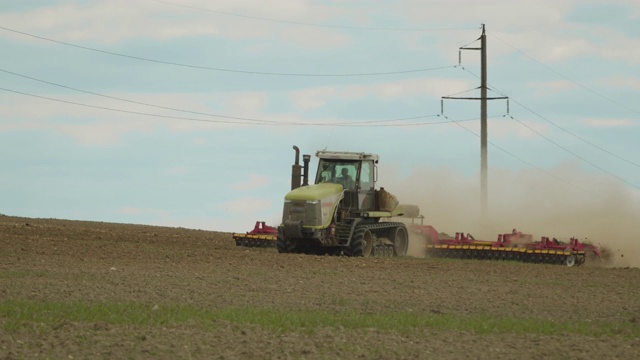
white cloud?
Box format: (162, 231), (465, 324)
(356, 78), (471, 99)
(278, 26), (351, 49)
(288, 77), (472, 109)
(224, 92), (268, 114)
(459, 117), (550, 140)
(0, 95), (153, 145)
(222, 196), (272, 214)
(603, 77), (640, 90)
(0, 0), (355, 48)
(543, 37), (593, 63)
(527, 80), (577, 96)
(232, 174), (269, 190)
(394, 0), (640, 65)
(1, 1), (189, 44)
(4, 0), (638, 65)
(0, 92), (264, 145)
(167, 167), (187, 175)
(290, 86), (338, 109)
(401, 0), (571, 27)
(55, 120), (153, 146)
(582, 118), (636, 128)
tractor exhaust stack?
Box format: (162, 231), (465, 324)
(302, 154), (311, 186)
(291, 146), (302, 190)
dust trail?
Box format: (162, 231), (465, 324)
(381, 162), (640, 268)
(406, 229), (427, 258)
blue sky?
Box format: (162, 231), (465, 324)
(1, 1), (639, 262)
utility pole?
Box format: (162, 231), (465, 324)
(441, 24), (507, 220)
(480, 24), (488, 217)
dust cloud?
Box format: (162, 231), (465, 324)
(406, 227), (428, 258)
(381, 162), (640, 268)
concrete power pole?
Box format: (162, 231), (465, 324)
(480, 25), (488, 217)
(441, 24), (507, 220)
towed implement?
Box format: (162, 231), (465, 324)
(232, 221), (277, 248)
(412, 224), (601, 267)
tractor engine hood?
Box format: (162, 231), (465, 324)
(284, 182), (343, 201)
(282, 183), (343, 229)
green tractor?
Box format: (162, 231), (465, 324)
(277, 146), (419, 257)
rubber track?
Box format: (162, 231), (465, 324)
(360, 222), (406, 231)
(357, 222), (406, 258)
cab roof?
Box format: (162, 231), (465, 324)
(315, 150), (379, 163)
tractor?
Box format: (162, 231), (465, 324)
(277, 146), (418, 257)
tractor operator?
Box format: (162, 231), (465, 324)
(338, 168), (355, 190)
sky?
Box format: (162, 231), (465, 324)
(1, 0), (639, 264)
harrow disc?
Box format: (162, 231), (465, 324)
(233, 234), (277, 248)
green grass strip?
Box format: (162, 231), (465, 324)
(1, 299), (637, 337)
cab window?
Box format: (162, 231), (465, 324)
(359, 161), (374, 190)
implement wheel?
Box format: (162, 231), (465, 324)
(391, 226), (408, 256)
(565, 254), (577, 267)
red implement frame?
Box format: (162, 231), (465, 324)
(411, 224), (601, 266)
(232, 221), (277, 247)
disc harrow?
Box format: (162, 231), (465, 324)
(413, 226), (601, 267)
(232, 221), (277, 248)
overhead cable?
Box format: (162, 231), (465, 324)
(506, 114), (639, 188)
(0, 85), (454, 127)
(487, 31), (640, 117)
(0, 67), (276, 124)
(460, 67), (640, 170)
(0, 26), (455, 77)
(441, 115), (593, 194)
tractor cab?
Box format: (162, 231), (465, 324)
(314, 150), (378, 212)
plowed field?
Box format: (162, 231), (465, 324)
(1, 215), (639, 359)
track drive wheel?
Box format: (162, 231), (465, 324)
(564, 254), (577, 267)
(276, 235), (296, 254)
(390, 226), (409, 256)
(345, 227), (373, 257)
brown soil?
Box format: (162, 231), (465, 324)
(1, 215), (639, 359)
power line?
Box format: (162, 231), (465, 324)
(0, 67), (448, 126)
(459, 66), (640, 170)
(0, 87), (274, 125)
(0, 26), (456, 77)
(0, 85), (458, 127)
(441, 84), (480, 98)
(507, 97), (640, 170)
(505, 114), (639, 188)
(149, 0), (477, 32)
(441, 115), (594, 194)
(0, 67), (275, 124)
(356, 116), (475, 127)
(487, 31), (640, 117)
